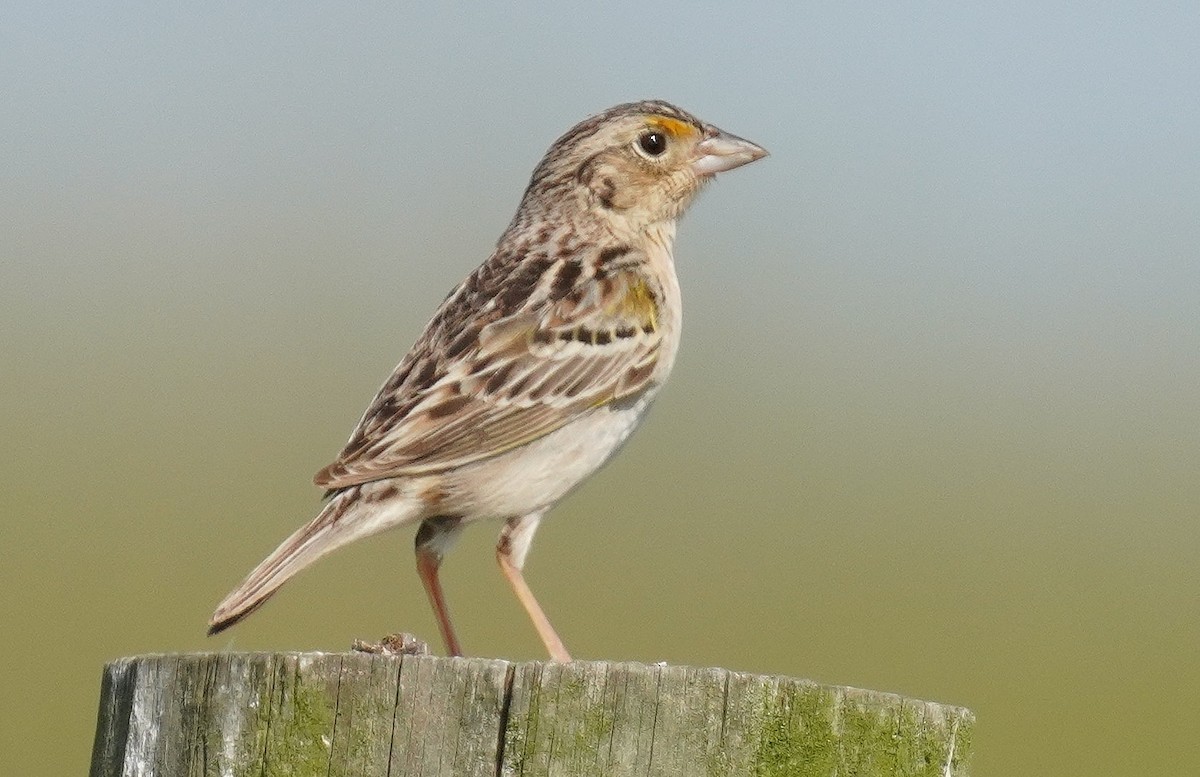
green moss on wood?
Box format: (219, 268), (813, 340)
(752, 682), (837, 777)
(255, 657), (337, 777)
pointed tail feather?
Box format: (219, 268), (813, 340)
(208, 485), (421, 635)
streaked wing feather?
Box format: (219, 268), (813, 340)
(314, 253), (662, 489)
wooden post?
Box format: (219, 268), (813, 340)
(89, 653), (973, 776)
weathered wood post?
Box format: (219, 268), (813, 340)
(89, 653), (973, 776)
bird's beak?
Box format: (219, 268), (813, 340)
(691, 129), (768, 176)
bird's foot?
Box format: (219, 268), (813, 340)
(351, 632), (431, 656)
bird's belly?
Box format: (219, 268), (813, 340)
(443, 391), (657, 521)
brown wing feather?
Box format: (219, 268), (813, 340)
(314, 249), (662, 490)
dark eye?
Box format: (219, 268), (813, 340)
(637, 131), (668, 157)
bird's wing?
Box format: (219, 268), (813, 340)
(313, 248), (664, 490)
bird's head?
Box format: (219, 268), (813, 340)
(516, 100), (767, 236)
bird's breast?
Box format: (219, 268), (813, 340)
(641, 223), (684, 384)
(441, 392), (657, 522)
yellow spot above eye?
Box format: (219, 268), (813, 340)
(649, 116), (698, 139)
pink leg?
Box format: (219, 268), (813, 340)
(416, 550), (463, 657)
(497, 513), (572, 662)
(414, 517), (464, 657)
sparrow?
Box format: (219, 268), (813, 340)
(209, 100), (767, 661)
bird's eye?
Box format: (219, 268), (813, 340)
(637, 131), (668, 157)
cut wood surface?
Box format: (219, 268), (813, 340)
(89, 653), (973, 776)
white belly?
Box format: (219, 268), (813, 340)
(443, 390), (658, 521)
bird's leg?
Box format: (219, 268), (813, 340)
(414, 516), (465, 657)
(497, 512), (572, 662)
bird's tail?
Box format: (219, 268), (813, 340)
(208, 484), (422, 635)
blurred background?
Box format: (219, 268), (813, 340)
(4, 3), (1198, 774)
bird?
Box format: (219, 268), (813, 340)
(208, 100), (767, 661)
